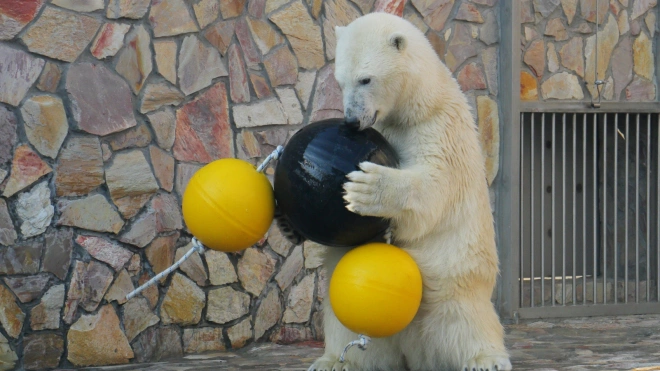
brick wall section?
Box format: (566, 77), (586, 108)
(0, 0), (501, 369)
(520, 0), (657, 102)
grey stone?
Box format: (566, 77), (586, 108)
(2, 274), (49, 303)
(533, 0), (560, 17)
(228, 318), (252, 348)
(66, 305), (134, 366)
(206, 250), (238, 286)
(0, 44), (45, 106)
(107, 0), (150, 19)
(304, 241), (326, 269)
(43, 228), (73, 280)
(295, 70), (316, 110)
(122, 296), (160, 341)
(76, 235), (133, 271)
(275, 245), (303, 290)
(238, 248), (277, 296)
(147, 108), (177, 151)
(119, 211), (157, 248)
(161, 273), (206, 325)
(57, 195), (125, 234)
(104, 269), (134, 304)
(23, 333), (63, 370)
(479, 11), (499, 45)
(276, 87), (303, 126)
(183, 327), (225, 353)
(20, 95), (68, 159)
(0, 105), (17, 165)
(66, 63), (137, 136)
(21, 6), (101, 62)
(254, 287), (282, 340)
(115, 24), (152, 93)
(30, 284), (65, 330)
(207, 286), (250, 324)
(16, 182), (53, 238)
(106, 123), (152, 151)
(175, 163), (203, 199)
(310, 64), (343, 121)
(105, 150), (159, 219)
(54, 136), (105, 197)
(233, 97), (288, 128)
(175, 242), (208, 286)
(139, 82), (184, 114)
(611, 37), (633, 100)
(481, 46), (499, 96)
(62, 261), (85, 324)
(625, 75), (656, 100)
(80, 261), (114, 312)
(0, 241), (42, 275)
(133, 326), (183, 363)
(0, 333), (17, 371)
(0, 284), (24, 339)
(445, 23), (478, 72)
(178, 35), (228, 96)
(283, 274), (315, 323)
(0, 200), (17, 246)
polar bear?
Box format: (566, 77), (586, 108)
(307, 13), (512, 371)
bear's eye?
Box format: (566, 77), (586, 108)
(359, 78), (371, 85)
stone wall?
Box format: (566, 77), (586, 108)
(0, 0), (501, 369)
(520, 0), (657, 102)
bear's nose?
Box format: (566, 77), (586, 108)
(344, 116), (360, 130)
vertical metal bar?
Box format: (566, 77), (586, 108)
(657, 113), (659, 302)
(520, 114), (525, 307)
(625, 113), (630, 303)
(603, 114), (608, 304)
(562, 113), (567, 305)
(552, 113), (557, 306)
(541, 113), (546, 306)
(636, 114), (640, 303)
(614, 114), (619, 304)
(583, 114), (587, 304)
(593, 113), (598, 304)
(647, 114), (651, 302)
(572, 113), (577, 305)
(531, 113), (535, 307)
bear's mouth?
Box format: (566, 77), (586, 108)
(365, 111), (378, 130)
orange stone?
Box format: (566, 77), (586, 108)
(520, 71), (539, 101)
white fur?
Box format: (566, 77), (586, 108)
(309, 13), (511, 371)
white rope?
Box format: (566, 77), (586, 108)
(124, 147), (285, 302)
(257, 145), (284, 173)
(126, 238), (205, 301)
(339, 334), (371, 363)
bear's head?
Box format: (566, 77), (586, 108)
(335, 13), (434, 130)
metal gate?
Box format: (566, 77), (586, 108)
(517, 112), (660, 318)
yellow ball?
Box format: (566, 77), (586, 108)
(182, 158), (275, 252)
(329, 243), (423, 338)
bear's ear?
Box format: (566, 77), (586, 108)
(335, 26), (345, 41)
(389, 32), (407, 51)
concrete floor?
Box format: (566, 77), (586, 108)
(71, 315), (660, 371)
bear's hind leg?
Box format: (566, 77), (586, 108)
(401, 298), (511, 371)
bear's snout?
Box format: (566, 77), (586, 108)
(344, 116), (361, 130)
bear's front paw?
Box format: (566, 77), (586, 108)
(343, 162), (392, 217)
(462, 354), (512, 371)
(308, 357), (354, 371)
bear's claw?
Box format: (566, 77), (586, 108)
(308, 357), (354, 371)
(461, 354), (512, 371)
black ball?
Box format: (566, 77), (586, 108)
(274, 118), (399, 247)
